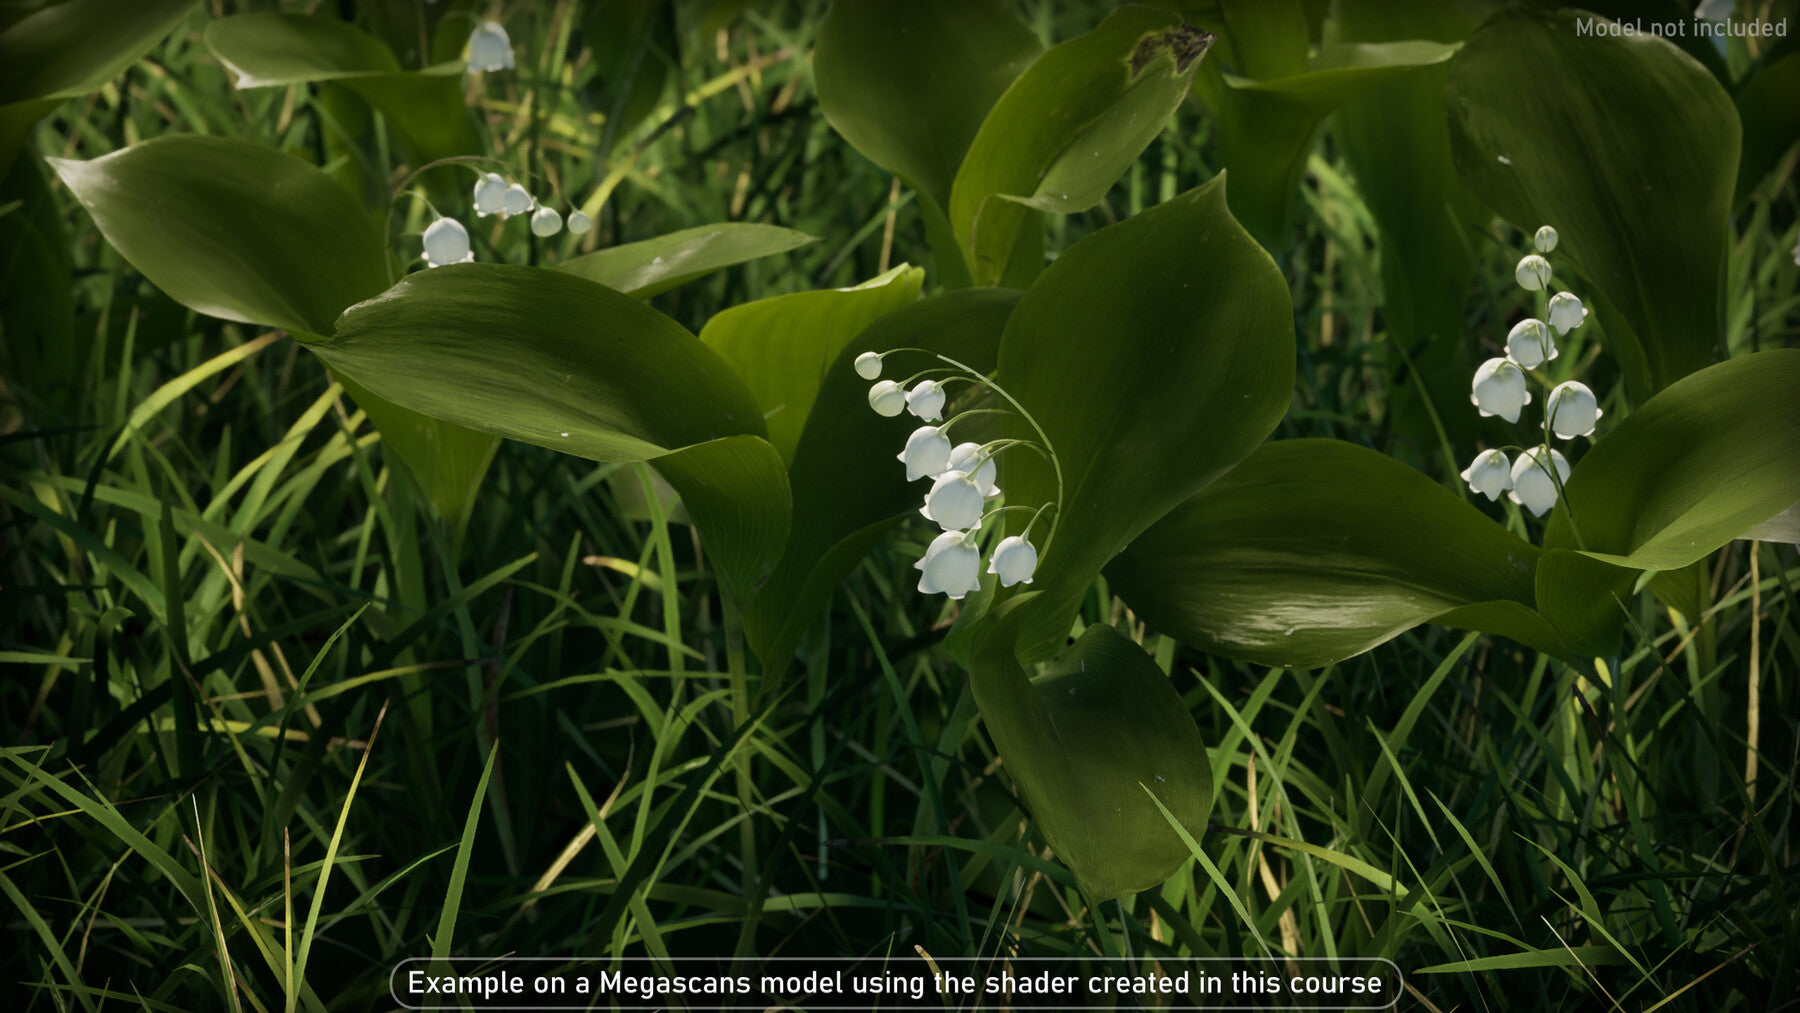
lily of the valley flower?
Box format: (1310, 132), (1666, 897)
(500, 184), (534, 218)
(1508, 446), (1570, 517)
(1546, 381), (1604, 439)
(1459, 448), (1513, 501)
(915, 530), (982, 598)
(1547, 292), (1587, 334)
(986, 535), (1039, 586)
(468, 21), (515, 72)
(473, 173), (508, 216)
(1515, 254), (1552, 291)
(1505, 318), (1557, 369)
(920, 470), (985, 531)
(897, 425), (952, 481)
(854, 351), (883, 380)
(1534, 225), (1559, 253)
(1471, 358), (1531, 423)
(945, 442), (998, 498)
(530, 206), (563, 237)
(905, 379), (946, 421)
(567, 210), (592, 235)
(422, 217), (473, 267)
(868, 380), (906, 417)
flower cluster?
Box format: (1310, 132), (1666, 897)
(857, 351), (1048, 599)
(420, 170), (594, 269)
(1461, 225), (1604, 517)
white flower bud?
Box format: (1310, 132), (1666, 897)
(1515, 254), (1552, 291)
(868, 380), (906, 416)
(914, 530), (982, 598)
(467, 21), (515, 72)
(986, 535), (1039, 587)
(530, 206), (563, 236)
(422, 217), (472, 267)
(920, 470), (985, 532)
(1471, 358), (1531, 423)
(567, 210), (592, 236)
(946, 442), (998, 498)
(1547, 292), (1587, 334)
(854, 351), (883, 380)
(905, 379), (946, 421)
(1546, 381), (1603, 440)
(500, 184), (534, 218)
(1508, 446), (1570, 517)
(897, 425), (952, 481)
(1505, 318), (1557, 370)
(1533, 225), (1559, 254)
(473, 173), (508, 217)
(1459, 449), (1513, 501)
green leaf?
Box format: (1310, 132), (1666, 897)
(0, 0), (198, 104)
(205, 13), (480, 165)
(1734, 52), (1800, 205)
(556, 222), (817, 299)
(989, 173), (1295, 662)
(1107, 439), (1571, 668)
(1445, 7), (1738, 395)
(1196, 37), (1457, 249)
(973, 606), (1212, 901)
(49, 134), (389, 337)
(742, 288), (1020, 674)
(814, 0), (1040, 214)
(700, 264), (922, 464)
(950, 5), (1211, 285)
(315, 263), (788, 600)
(1547, 349), (1800, 571)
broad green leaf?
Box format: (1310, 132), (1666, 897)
(1546, 350), (1800, 571)
(1333, 0), (1490, 445)
(1195, 37), (1457, 249)
(0, 0), (198, 103)
(336, 374), (500, 536)
(987, 174), (1295, 663)
(700, 264), (923, 464)
(950, 5), (1210, 286)
(1108, 439), (1571, 668)
(556, 222), (816, 298)
(814, 0), (1039, 215)
(1446, 8), (1738, 395)
(316, 264), (788, 600)
(743, 288), (1020, 674)
(205, 13), (480, 165)
(973, 604), (1212, 900)
(49, 135), (389, 337)
(1218, 0), (1309, 79)
(1734, 52), (1800, 205)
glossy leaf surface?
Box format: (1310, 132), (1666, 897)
(0, 0), (198, 103)
(557, 222), (816, 298)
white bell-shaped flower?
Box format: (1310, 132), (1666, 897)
(500, 184), (534, 218)
(1515, 254), (1552, 291)
(468, 21), (515, 72)
(868, 380), (906, 417)
(1533, 225), (1559, 254)
(905, 379), (946, 421)
(1547, 292), (1587, 334)
(1508, 446), (1571, 517)
(986, 535), (1038, 587)
(1505, 318), (1557, 369)
(914, 530), (981, 599)
(1471, 358), (1531, 423)
(530, 206), (563, 236)
(920, 470), (985, 531)
(473, 173), (508, 217)
(422, 217), (473, 267)
(945, 442), (998, 498)
(1459, 448), (1513, 502)
(1546, 381), (1604, 439)
(567, 210), (592, 236)
(897, 425), (952, 481)
(854, 351), (883, 380)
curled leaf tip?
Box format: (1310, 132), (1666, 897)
(1129, 25), (1216, 78)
